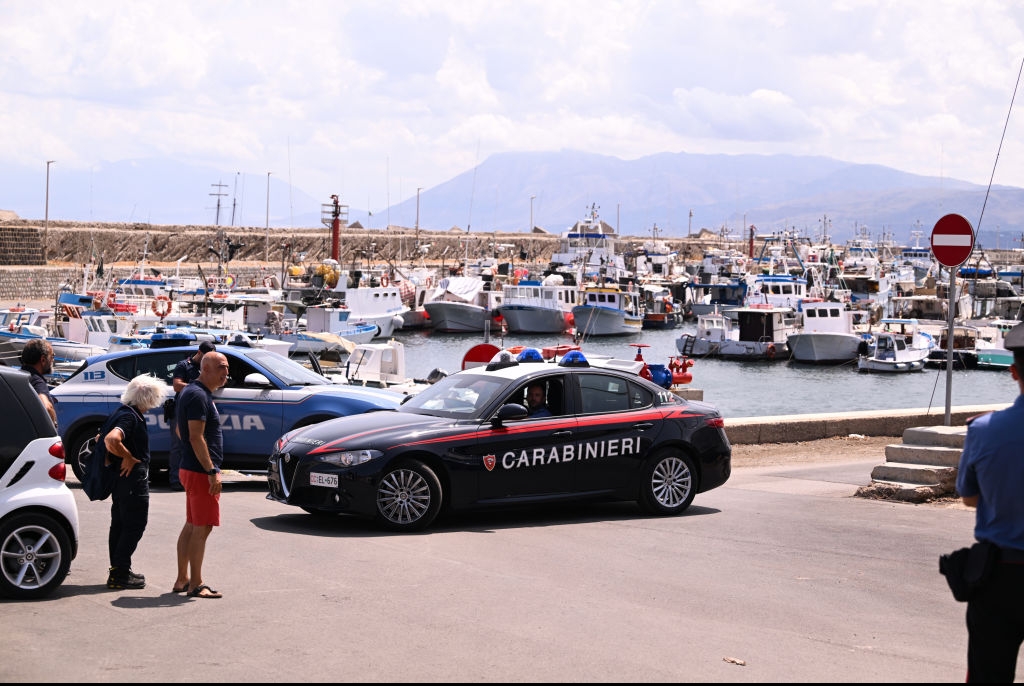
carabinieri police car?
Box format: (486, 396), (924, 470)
(52, 338), (402, 480)
(266, 348), (731, 531)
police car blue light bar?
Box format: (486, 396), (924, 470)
(558, 350), (590, 367)
(515, 347), (544, 363)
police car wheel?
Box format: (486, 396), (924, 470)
(0, 512), (73, 600)
(640, 450), (696, 515)
(67, 427), (101, 482)
(375, 460), (442, 532)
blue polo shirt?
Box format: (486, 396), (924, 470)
(175, 380), (223, 473)
(956, 395), (1024, 551)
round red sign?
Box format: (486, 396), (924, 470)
(930, 214), (975, 268)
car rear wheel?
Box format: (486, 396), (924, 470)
(66, 426), (101, 482)
(375, 460), (442, 532)
(0, 512), (73, 600)
(640, 450), (697, 516)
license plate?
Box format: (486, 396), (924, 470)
(310, 472), (338, 488)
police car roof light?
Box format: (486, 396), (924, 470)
(515, 347), (545, 363)
(485, 349), (520, 371)
(558, 350), (590, 367)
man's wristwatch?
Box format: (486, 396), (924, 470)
(206, 468), (218, 476)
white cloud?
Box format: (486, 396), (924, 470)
(4, 0), (1024, 212)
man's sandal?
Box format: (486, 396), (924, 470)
(188, 584), (222, 599)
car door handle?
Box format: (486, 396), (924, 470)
(633, 422), (655, 431)
(551, 430), (573, 437)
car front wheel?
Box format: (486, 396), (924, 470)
(374, 460), (442, 532)
(640, 450), (697, 516)
(0, 512), (73, 600)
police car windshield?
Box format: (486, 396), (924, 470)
(400, 373), (507, 418)
(245, 350), (330, 386)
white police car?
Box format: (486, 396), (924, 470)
(267, 348), (732, 531)
(53, 337), (403, 480)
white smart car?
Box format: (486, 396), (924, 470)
(0, 366), (80, 600)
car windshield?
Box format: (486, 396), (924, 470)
(244, 350), (331, 387)
(400, 373), (508, 418)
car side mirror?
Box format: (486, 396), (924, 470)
(491, 403), (528, 428)
(243, 372), (272, 387)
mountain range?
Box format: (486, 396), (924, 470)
(3, 150), (1023, 247)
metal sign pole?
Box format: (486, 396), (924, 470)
(944, 267), (956, 426)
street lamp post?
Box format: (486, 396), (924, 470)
(44, 160), (54, 262)
(688, 209), (693, 238)
(530, 195), (536, 231)
(264, 172), (272, 262)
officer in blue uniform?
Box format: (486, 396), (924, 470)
(956, 323), (1024, 682)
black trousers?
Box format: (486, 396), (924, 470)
(966, 562), (1024, 682)
(108, 463), (150, 571)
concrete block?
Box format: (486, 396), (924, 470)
(870, 462), (957, 489)
(883, 444), (962, 467)
(902, 425), (967, 448)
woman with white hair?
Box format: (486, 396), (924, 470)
(102, 373), (166, 590)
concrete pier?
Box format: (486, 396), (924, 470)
(724, 403), (1006, 445)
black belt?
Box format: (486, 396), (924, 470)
(997, 546), (1024, 564)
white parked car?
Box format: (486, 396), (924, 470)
(0, 366), (80, 600)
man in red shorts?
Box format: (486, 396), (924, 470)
(172, 351), (230, 599)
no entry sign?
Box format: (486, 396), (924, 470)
(930, 214), (975, 268)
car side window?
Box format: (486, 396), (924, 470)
(107, 352), (181, 384)
(578, 373), (630, 414)
(627, 381), (654, 410)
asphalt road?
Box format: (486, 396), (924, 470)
(1, 459), (1000, 683)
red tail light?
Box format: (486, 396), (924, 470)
(47, 440), (67, 481)
(705, 417), (725, 429)
(48, 462), (67, 482)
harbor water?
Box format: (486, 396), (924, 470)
(391, 322), (1017, 419)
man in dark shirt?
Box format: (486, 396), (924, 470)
(19, 338), (57, 427)
(526, 382), (552, 418)
(172, 351), (229, 599)
(168, 341), (216, 490)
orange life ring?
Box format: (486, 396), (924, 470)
(380, 275), (390, 287)
(151, 295), (172, 318)
(263, 276), (274, 288)
(425, 276), (433, 289)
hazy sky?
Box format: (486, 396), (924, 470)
(5, 0), (1024, 218)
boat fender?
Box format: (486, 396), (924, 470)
(766, 343), (776, 360)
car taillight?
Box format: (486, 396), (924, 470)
(49, 440), (65, 459)
(704, 417), (725, 429)
(48, 462), (67, 482)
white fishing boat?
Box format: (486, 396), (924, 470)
(0, 305), (106, 362)
(496, 274), (578, 334)
(858, 318), (933, 373)
(785, 299), (870, 364)
(571, 281), (643, 337)
(325, 265), (409, 339)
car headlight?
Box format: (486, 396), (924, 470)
(317, 449), (383, 467)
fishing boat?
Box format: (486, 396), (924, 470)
(640, 284), (683, 330)
(571, 281), (643, 337)
(858, 318), (933, 373)
(497, 274), (578, 334)
(423, 275), (505, 333)
(0, 305), (106, 362)
(925, 322), (1018, 370)
(785, 299), (870, 364)
(677, 304), (801, 361)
